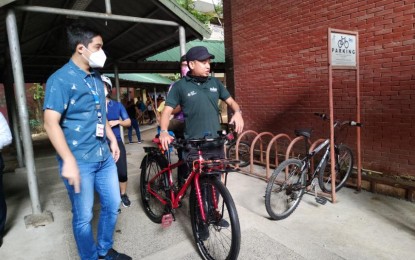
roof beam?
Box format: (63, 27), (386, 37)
(15, 5), (180, 27)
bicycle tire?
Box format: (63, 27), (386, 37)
(226, 141), (250, 167)
(318, 144), (353, 193)
(265, 159), (306, 220)
(189, 176), (241, 260)
(140, 154), (169, 223)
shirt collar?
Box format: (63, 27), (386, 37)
(68, 59), (96, 79)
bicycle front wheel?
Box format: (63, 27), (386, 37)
(265, 159), (306, 220)
(318, 144), (353, 192)
(140, 154), (169, 223)
(226, 141), (251, 167)
(189, 176), (241, 260)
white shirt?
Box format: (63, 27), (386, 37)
(0, 112), (12, 150)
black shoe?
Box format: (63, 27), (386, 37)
(121, 194), (131, 208)
(198, 223), (209, 241)
(98, 248), (132, 260)
(216, 218), (229, 228)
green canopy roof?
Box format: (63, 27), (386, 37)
(146, 39), (225, 63)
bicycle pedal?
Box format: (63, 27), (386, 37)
(315, 197), (328, 205)
(161, 214), (174, 228)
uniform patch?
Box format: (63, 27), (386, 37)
(210, 87), (218, 92)
(187, 90), (197, 97)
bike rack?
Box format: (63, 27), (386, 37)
(248, 132), (273, 176)
(234, 130), (257, 168)
(265, 134), (292, 180)
(285, 136), (312, 161)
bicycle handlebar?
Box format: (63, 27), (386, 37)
(314, 112), (362, 127)
(171, 136), (227, 150)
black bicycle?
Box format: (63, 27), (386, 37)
(265, 113), (362, 220)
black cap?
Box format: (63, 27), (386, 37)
(186, 46), (215, 62)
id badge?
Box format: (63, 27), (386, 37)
(96, 123), (105, 137)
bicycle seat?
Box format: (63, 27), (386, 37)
(294, 129), (312, 139)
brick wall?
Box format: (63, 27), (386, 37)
(225, 0), (415, 177)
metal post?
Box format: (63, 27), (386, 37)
(113, 64), (124, 143)
(6, 9), (41, 214)
(104, 0), (112, 14)
(179, 26), (186, 57)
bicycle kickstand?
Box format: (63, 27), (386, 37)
(311, 179), (327, 205)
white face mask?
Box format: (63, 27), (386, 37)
(83, 47), (107, 68)
(104, 87), (108, 97)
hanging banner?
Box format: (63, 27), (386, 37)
(330, 32), (357, 67)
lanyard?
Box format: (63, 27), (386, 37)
(83, 75), (103, 123)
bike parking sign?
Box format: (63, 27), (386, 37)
(330, 32), (357, 67)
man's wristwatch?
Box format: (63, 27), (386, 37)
(160, 129), (168, 133)
(235, 109), (242, 114)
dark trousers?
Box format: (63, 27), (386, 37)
(0, 153), (6, 240)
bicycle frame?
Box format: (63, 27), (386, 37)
(146, 149), (223, 223)
(301, 139), (331, 184)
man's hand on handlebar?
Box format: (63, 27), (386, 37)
(160, 131), (174, 151)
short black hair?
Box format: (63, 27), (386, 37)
(67, 22), (101, 52)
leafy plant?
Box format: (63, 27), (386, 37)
(29, 83), (45, 133)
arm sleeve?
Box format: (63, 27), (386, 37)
(217, 78), (231, 101)
(0, 112), (12, 149)
(119, 103), (130, 120)
(43, 76), (70, 114)
(165, 83), (180, 108)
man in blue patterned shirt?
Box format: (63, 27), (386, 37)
(43, 23), (131, 260)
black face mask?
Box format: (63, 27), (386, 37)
(189, 74), (208, 83)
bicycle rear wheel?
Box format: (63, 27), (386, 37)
(318, 144), (353, 192)
(140, 154), (169, 223)
(265, 159), (306, 220)
(226, 141), (250, 167)
(189, 176), (241, 260)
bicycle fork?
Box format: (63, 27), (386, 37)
(194, 175), (219, 223)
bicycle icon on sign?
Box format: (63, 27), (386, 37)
(338, 36), (349, 49)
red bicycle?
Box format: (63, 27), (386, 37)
(140, 135), (241, 260)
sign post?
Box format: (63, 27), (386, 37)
(328, 28), (361, 202)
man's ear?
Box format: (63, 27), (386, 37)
(188, 61), (195, 70)
(76, 43), (85, 54)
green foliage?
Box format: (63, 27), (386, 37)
(29, 83), (45, 101)
(176, 0), (219, 25)
(28, 83), (45, 133)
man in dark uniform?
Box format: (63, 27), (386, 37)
(159, 45), (244, 164)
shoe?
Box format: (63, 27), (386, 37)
(121, 194), (131, 208)
(216, 218), (229, 228)
(98, 248), (132, 260)
(198, 223), (209, 241)
(137, 140), (142, 144)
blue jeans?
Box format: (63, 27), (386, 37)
(59, 157), (120, 260)
(128, 118), (141, 142)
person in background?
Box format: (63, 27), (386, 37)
(102, 75), (132, 208)
(126, 100), (142, 144)
(146, 97), (155, 124)
(0, 112), (12, 248)
(43, 23), (131, 260)
(135, 98), (146, 125)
